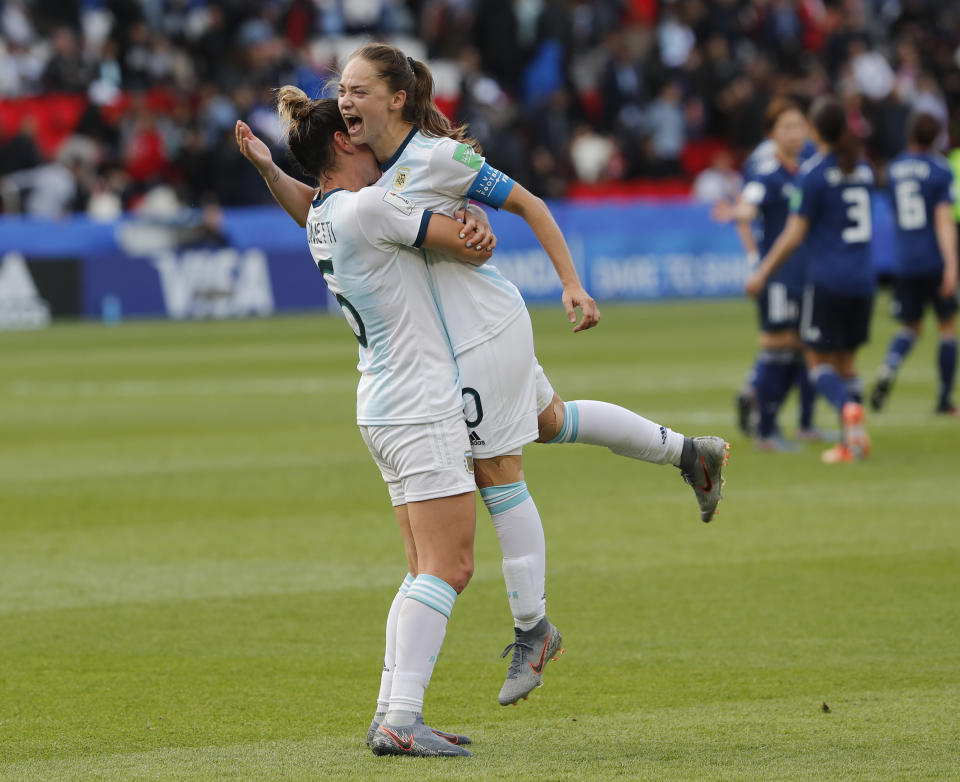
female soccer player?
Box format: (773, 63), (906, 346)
(746, 97), (875, 463)
(870, 112), (958, 416)
(714, 98), (817, 449)
(239, 45), (728, 714)
(274, 89), (491, 757)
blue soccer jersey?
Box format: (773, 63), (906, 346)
(791, 152), (876, 295)
(742, 155), (807, 292)
(886, 151), (956, 278)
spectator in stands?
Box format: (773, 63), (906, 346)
(0, 0), (959, 210)
(692, 148), (742, 204)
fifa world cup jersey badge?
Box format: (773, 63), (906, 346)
(392, 167), (410, 190)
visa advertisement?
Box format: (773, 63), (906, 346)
(0, 197), (897, 327)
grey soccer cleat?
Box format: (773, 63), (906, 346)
(497, 617), (564, 706)
(681, 436), (730, 523)
(371, 715), (473, 757)
(366, 712), (470, 747)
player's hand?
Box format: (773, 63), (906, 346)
(235, 120), (273, 176)
(744, 270), (765, 298)
(711, 199), (735, 223)
(562, 285), (600, 332)
(940, 270), (957, 299)
(454, 205), (497, 253)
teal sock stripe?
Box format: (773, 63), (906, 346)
(544, 401), (580, 444)
(400, 572), (414, 595)
(479, 481), (530, 515)
(406, 574), (456, 618)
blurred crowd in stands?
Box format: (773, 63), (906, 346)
(0, 0), (959, 218)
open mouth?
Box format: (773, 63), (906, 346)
(344, 114), (363, 136)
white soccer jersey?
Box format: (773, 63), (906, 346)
(376, 129), (525, 356)
(307, 186), (462, 426)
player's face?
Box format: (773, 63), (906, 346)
(338, 58), (398, 151)
(772, 109), (808, 159)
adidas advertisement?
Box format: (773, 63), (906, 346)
(0, 252), (51, 330)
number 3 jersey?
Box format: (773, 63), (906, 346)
(306, 186), (462, 426)
(376, 128), (525, 357)
(791, 152), (876, 296)
(886, 151), (955, 278)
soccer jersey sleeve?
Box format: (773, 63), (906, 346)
(355, 188), (433, 250)
(428, 137), (516, 209)
(934, 167), (956, 206)
(742, 178), (768, 207)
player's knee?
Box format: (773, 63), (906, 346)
(448, 560), (474, 594)
(474, 454), (523, 488)
(903, 322), (922, 337)
(535, 394), (565, 442)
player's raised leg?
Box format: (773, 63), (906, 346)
(473, 455), (564, 705)
(535, 368), (729, 522)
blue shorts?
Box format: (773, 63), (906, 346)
(800, 284), (874, 352)
(756, 281), (802, 333)
(892, 273), (958, 324)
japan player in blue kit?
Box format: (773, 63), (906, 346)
(870, 112), (959, 416)
(714, 99), (819, 449)
(747, 97), (875, 463)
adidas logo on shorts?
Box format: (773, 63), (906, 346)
(469, 430), (485, 446)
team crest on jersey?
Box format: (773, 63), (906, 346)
(392, 167), (411, 190)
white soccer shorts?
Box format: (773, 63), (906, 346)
(456, 310), (540, 459)
(359, 412), (476, 507)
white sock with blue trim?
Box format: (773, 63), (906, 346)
(480, 481), (546, 632)
(546, 400), (685, 466)
(375, 573), (413, 714)
(386, 574), (457, 725)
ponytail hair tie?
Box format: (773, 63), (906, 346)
(407, 56), (416, 71)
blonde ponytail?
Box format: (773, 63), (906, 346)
(276, 85), (312, 143)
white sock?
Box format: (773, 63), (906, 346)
(480, 482), (546, 632)
(376, 573), (413, 714)
(386, 574), (457, 724)
(546, 400), (685, 466)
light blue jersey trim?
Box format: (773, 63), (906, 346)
(479, 481), (531, 515)
(400, 573), (414, 594)
(406, 574), (457, 618)
(468, 162), (515, 209)
(544, 401), (579, 444)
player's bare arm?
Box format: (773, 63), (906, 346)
(423, 214), (493, 266)
(746, 214), (808, 297)
(236, 120), (317, 228)
(934, 201), (959, 298)
(501, 182), (600, 332)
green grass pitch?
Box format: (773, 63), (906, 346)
(1, 295), (958, 781)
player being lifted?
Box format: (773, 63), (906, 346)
(870, 112), (958, 416)
(747, 97), (875, 463)
(238, 44), (728, 719)
(713, 99), (819, 450)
